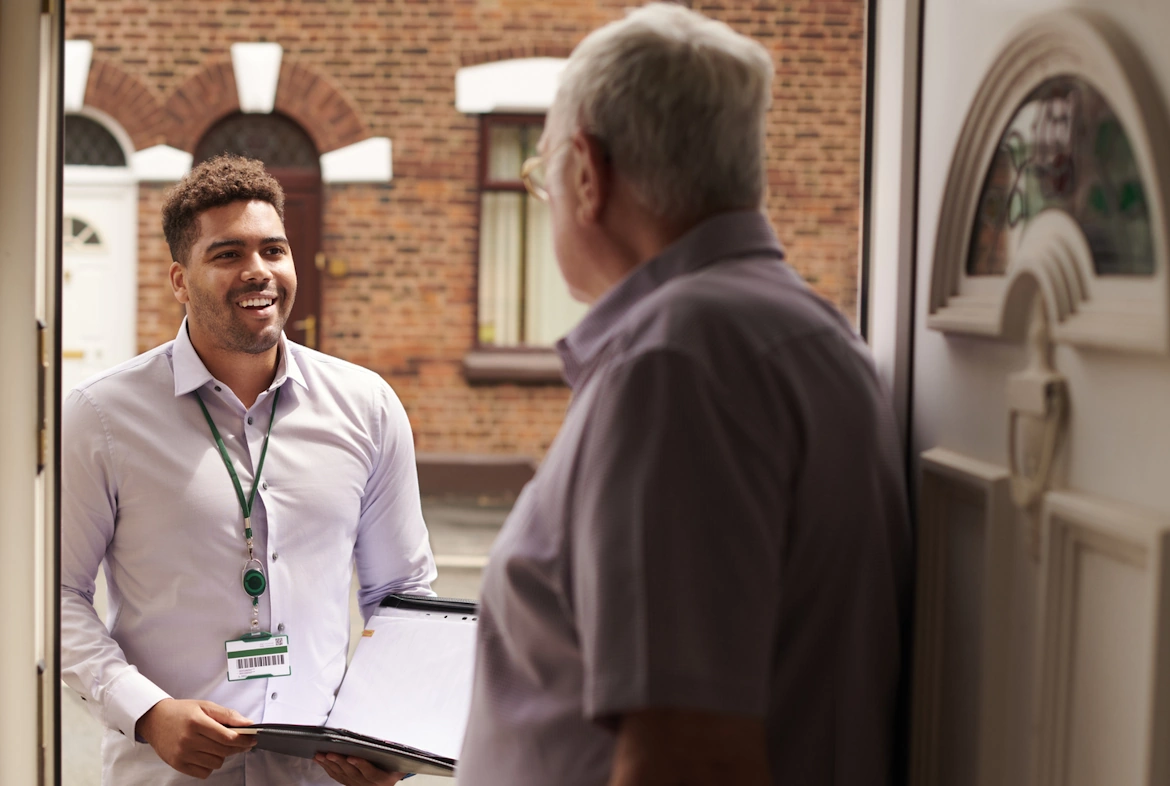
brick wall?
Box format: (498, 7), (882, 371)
(135, 183), (185, 351)
(67, 0), (865, 463)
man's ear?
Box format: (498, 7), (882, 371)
(571, 132), (611, 225)
(169, 260), (190, 304)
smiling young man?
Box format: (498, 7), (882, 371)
(61, 155), (434, 785)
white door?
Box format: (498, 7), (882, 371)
(62, 170), (138, 392)
(907, 3), (1170, 786)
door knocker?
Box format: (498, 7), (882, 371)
(1007, 297), (1067, 512)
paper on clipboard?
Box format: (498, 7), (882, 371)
(326, 608), (477, 761)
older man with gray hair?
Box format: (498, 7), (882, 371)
(458, 4), (911, 786)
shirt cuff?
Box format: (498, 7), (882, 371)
(102, 667), (172, 740)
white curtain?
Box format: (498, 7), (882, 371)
(478, 192), (523, 346)
(487, 124), (523, 180)
(478, 128), (525, 345)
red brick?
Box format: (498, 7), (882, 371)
(69, 0), (865, 460)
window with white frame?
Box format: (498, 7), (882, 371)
(477, 115), (587, 348)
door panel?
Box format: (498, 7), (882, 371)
(913, 450), (1014, 786)
(1036, 492), (1168, 786)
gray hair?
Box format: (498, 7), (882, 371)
(550, 3), (774, 225)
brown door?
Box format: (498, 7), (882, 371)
(271, 168), (322, 350)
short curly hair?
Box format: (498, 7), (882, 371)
(162, 154), (285, 264)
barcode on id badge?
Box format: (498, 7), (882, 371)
(235, 653), (286, 669)
(226, 636), (292, 681)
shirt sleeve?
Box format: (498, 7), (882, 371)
(569, 348), (794, 721)
(353, 379), (438, 621)
(60, 390), (171, 739)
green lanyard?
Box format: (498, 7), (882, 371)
(195, 386), (281, 631)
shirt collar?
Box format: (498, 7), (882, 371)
(556, 210), (785, 387)
(171, 317), (309, 397)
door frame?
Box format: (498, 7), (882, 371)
(0, 0), (64, 783)
(865, 0), (925, 457)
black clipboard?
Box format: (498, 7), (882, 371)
(379, 593), (478, 616)
(240, 594), (478, 777)
(236, 723), (456, 776)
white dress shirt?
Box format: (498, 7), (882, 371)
(62, 321), (437, 785)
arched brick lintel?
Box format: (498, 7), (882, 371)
(84, 58), (168, 151)
(273, 60), (368, 155)
(459, 44), (572, 69)
(164, 61), (240, 153)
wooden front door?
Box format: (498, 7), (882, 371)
(272, 168), (323, 350)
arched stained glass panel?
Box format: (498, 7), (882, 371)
(195, 113), (320, 170)
(64, 115), (127, 167)
(968, 77), (1154, 276)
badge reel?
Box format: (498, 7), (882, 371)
(226, 558), (292, 681)
(242, 559), (267, 599)
(226, 565), (292, 680)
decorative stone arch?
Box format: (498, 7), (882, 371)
(83, 58), (167, 151)
(163, 61), (240, 153)
(927, 10), (1170, 354)
(273, 60), (367, 155)
(157, 54), (387, 184)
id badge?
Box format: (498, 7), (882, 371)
(226, 634), (292, 681)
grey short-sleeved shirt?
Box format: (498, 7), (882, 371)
(458, 211), (911, 786)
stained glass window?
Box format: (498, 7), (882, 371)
(64, 115), (127, 167)
(195, 113), (320, 170)
(968, 76), (1153, 277)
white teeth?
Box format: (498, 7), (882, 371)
(239, 298), (274, 308)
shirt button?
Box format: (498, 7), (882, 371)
(214, 385), (222, 392)
(262, 481), (269, 491)
(278, 623), (285, 632)
(271, 692), (278, 700)
(272, 551), (279, 561)
(247, 416), (254, 425)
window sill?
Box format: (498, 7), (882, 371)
(462, 349), (566, 385)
